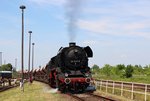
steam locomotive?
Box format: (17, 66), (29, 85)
(33, 42), (95, 93)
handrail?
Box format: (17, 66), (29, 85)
(95, 79), (150, 101)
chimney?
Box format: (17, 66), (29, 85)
(69, 42), (76, 47)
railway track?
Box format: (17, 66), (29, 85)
(36, 80), (117, 101)
(0, 80), (28, 92)
(68, 93), (116, 101)
(0, 84), (19, 92)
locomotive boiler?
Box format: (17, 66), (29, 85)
(46, 42), (95, 92)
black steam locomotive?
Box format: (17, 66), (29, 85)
(46, 42), (95, 92)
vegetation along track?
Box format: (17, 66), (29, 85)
(68, 93), (116, 101)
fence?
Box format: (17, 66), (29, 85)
(95, 79), (150, 101)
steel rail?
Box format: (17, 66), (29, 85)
(0, 84), (19, 92)
(86, 93), (116, 101)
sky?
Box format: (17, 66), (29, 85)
(0, 0), (150, 70)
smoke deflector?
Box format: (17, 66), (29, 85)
(84, 46), (93, 57)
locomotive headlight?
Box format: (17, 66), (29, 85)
(85, 78), (91, 83)
(64, 78), (71, 84)
(65, 73), (68, 77)
(85, 73), (89, 77)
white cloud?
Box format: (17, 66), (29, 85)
(77, 18), (150, 38)
(0, 40), (16, 46)
(77, 19), (115, 34)
(123, 22), (149, 30)
(120, 54), (127, 59)
(83, 0), (150, 18)
(82, 40), (116, 47)
(83, 40), (98, 46)
(79, 0), (150, 39)
(29, 0), (66, 6)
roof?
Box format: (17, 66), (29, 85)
(0, 71), (12, 73)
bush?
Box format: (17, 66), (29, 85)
(125, 65), (134, 78)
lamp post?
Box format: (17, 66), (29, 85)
(28, 31), (32, 83)
(0, 52), (2, 66)
(15, 58), (17, 70)
(20, 5), (26, 92)
(31, 43), (35, 82)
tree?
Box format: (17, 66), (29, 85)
(0, 63), (13, 71)
(133, 65), (144, 75)
(102, 64), (112, 77)
(143, 65), (150, 76)
(12, 68), (19, 78)
(125, 65), (134, 78)
(91, 64), (100, 75)
(92, 64), (99, 70)
(117, 64), (125, 70)
(115, 64), (125, 78)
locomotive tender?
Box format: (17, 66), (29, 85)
(34, 42), (95, 93)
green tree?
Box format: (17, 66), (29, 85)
(133, 65), (144, 75)
(102, 64), (112, 77)
(115, 64), (125, 78)
(12, 68), (19, 78)
(125, 65), (134, 78)
(91, 64), (100, 75)
(0, 63), (13, 71)
(143, 65), (150, 76)
(92, 64), (99, 70)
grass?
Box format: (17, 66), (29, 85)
(94, 74), (150, 100)
(96, 85), (150, 101)
(95, 90), (134, 101)
(0, 81), (75, 101)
